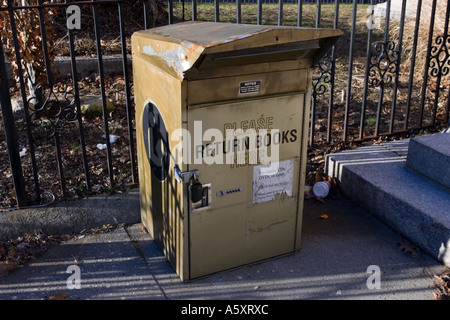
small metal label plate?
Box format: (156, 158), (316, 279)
(239, 80), (261, 94)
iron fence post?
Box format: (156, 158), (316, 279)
(343, 0), (358, 143)
(93, 2), (114, 187)
(0, 41), (27, 207)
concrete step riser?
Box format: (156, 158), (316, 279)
(406, 133), (450, 190)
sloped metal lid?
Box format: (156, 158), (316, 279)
(132, 21), (342, 79)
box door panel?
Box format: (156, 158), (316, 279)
(187, 94), (304, 279)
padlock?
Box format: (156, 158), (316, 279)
(190, 179), (204, 203)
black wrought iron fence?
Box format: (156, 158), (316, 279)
(0, 0), (449, 209)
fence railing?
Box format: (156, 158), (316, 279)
(0, 0), (448, 209)
(173, 0), (376, 3)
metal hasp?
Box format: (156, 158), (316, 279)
(174, 166), (199, 184)
(132, 21), (342, 281)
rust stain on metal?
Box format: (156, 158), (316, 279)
(186, 43), (202, 56)
(213, 24), (228, 32)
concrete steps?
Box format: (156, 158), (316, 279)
(325, 133), (450, 267)
(406, 133), (450, 189)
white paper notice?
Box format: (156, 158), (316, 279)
(252, 159), (295, 204)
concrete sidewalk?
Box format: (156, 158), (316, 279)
(0, 195), (445, 300)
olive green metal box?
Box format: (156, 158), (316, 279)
(132, 21), (341, 281)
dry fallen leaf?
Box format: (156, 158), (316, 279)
(316, 197), (325, 203)
(433, 268), (450, 300)
(0, 261), (17, 277)
(326, 176), (338, 192)
(45, 293), (68, 300)
(315, 169), (324, 183)
(398, 242), (418, 256)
